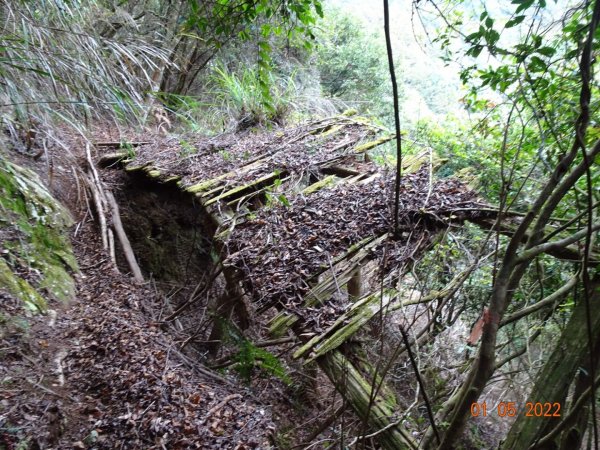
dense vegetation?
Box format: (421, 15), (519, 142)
(1, 0), (600, 449)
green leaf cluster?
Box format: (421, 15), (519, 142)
(219, 318), (291, 385)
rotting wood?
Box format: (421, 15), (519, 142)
(105, 114), (484, 449)
(206, 267), (249, 356)
(204, 171), (290, 206)
(268, 312), (299, 338)
(265, 235), (384, 332)
(354, 134), (395, 153)
(347, 266), (363, 302)
(318, 349), (417, 450)
(186, 156), (272, 195)
(302, 236), (384, 306)
(97, 151), (130, 167)
(85, 144), (146, 282)
(302, 175), (337, 195)
(293, 290), (396, 362)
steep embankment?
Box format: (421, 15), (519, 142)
(0, 153), (275, 449)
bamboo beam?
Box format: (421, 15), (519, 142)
(294, 289), (396, 362)
(266, 235), (385, 332)
(318, 349), (417, 450)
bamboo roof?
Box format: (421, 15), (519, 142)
(99, 114), (489, 450)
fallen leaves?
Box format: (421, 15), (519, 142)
(225, 168), (487, 316)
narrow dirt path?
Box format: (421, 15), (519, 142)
(2, 209), (274, 449)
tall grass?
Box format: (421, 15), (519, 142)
(0, 0), (172, 147)
(208, 64), (299, 130)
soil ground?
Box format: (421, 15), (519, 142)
(1, 142), (352, 450)
(0, 148), (280, 449)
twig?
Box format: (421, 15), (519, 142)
(399, 325), (440, 445)
(94, 141), (150, 147)
(80, 258), (109, 271)
(292, 404), (346, 449)
(163, 267), (222, 322)
(199, 394), (242, 425)
(25, 377), (67, 399)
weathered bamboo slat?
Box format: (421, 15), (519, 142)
(124, 161), (153, 173)
(267, 235), (385, 335)
(204, 171), (289, 206)
(354, 134), (395, 152)
(188, 157), (272, 195)
(97, 151), (131, 167)
(302, 175), (338, 195)
(294, 289), (396, 361)
(319, 349), (417, 450)
(107, 115), (434, 450)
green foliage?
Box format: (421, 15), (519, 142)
(178, 139), (197, 157)
(233, 339), (292, 385)
(0, 0), (326, 139)
(220, 319), (291, 385)
(264, 175), (291, 207)
(0, 0), (172, 137)
(121, 142), (136, 159)
(315, 9), (392, 118)
(209, 64), (298, 129)
(183, 0), (323, 62)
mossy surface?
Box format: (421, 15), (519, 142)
(0, 155), (78, 311)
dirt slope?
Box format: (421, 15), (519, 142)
(1, 155), (275, 450)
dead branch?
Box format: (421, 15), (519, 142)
(163, 267), (223, 322)
(199, 394), (242, 426)
(105, 190), (144, 284)
(94, 141), (150, 147)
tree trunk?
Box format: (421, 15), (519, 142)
(502, 278), (600, 449)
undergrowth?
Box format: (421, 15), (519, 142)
(221, 318), (292, 385)
(208, 64), (299, 130)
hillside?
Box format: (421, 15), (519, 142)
(2, 1), (600, 449)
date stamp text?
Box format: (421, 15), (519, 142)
(470, 402), (561, 418)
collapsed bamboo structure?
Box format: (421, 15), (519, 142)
(97, 114), (488, 449)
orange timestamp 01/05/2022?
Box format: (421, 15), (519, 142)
(470, 401), (561, 418)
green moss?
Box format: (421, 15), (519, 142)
(0, 156), (78, 312)
(145, 168), (161, 178)
(354, 134), (395, 153)
(185, 178), (221, 194)
(268, 312), (299, 337)
(302, 175), (337, 195)
(318, 124), (343, 138)
(0, 258), (46, 312)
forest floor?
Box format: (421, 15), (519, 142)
(1, 221), (279, 450)
(0, 148), (288, 449)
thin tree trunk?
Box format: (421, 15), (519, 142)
(502, 277), (600, 449)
